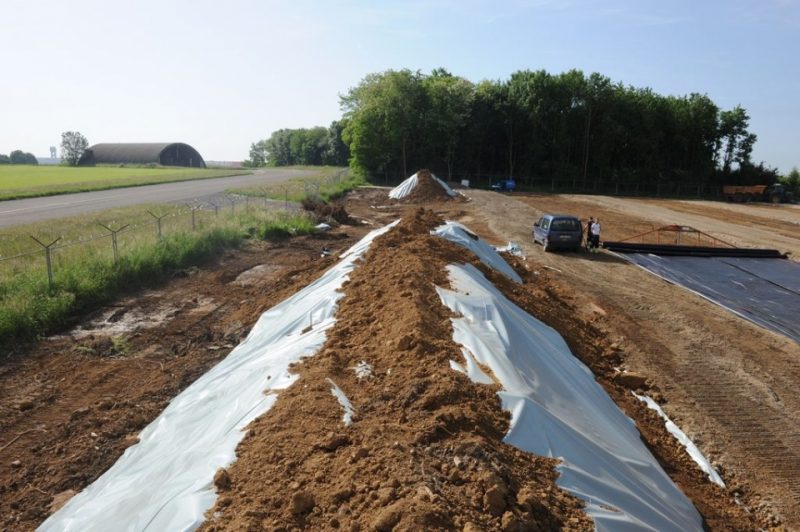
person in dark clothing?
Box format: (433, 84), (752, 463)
(585, 217), (595, 250)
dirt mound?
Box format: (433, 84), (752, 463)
(201, 209), (592, 531)
(0, 230), (368, 531)
(397, 169), (457, 203)
(302, 198), (353, 225)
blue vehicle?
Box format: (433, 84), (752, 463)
(533, 214), (583, 252)
(491, 178), (516, 192)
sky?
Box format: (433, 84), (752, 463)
(2, 0), (798, 171)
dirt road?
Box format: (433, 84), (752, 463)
(454, 191), (800, 527)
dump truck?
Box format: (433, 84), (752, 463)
(723, 184), (790, 203)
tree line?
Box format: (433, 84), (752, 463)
(244, 124), (348, 168)
(0, 150), (38, 165)
(250, 68), (784, 189)
(0, 132), (89, 167)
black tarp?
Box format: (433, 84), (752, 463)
(619, 254), (800, 344)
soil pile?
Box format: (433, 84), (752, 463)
(303, 198), (353, 225)
(0, 230), (367, 531)
(202, 209), (591, 531)
(396, 169), (457, 203)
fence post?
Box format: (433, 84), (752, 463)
(184, 204), (201, 230)
(30, 236), (61, 291)
(209, 201), (219, 216)
(97, 223), (130, 263)
(147, 210), (168, 240)
(258, 187), (270, 210)
(225, 195), (236, 215)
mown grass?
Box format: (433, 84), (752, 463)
(0, 165), (251, 201)
(0, 203), (316, 347)
(227, 166), (365, 203)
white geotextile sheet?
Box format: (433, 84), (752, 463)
(634, 393), (725, 488)
(388, 171), (457, 199)
(435, 263), (703, 532)
(40, 221), (399, 532)
(432, 222), (522, 283)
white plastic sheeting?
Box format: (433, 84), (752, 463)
(40, 221), (399, 532)
(634, 393), (725, 488)
(388, 171), (456, 199)
(432, 222), (522, 283)
(327, 378), (356, 427)
(494, 242), (524, 258)
(436, 263), (703, 532)
(352, 360), (373, 380)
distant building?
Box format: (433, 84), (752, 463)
(78, 143), (206, 168)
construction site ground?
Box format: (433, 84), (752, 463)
(0, 187), (798, 530)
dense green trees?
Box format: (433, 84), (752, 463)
(244, 122), (350, 167)
(8, 150), (38, 164)
(779, 167), (800, 197)
(250, 68), (776, 192)
(338, 68), (771, 190)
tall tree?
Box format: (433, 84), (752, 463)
(341, 69), (426, 178)
(423, 70), (474, 179)
(244, 140), (268, 167)
(60, 131), (88, 166)
(717, 106), (756, 173)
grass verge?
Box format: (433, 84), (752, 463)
(0, 165), (252, 201)
(227, 166), (364, 203)
(0, 205), (316, 348)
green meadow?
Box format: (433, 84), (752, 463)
(0, 165), (250, 201)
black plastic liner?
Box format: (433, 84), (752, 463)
(617, 253), (800, 344)
(602, 241), (786, 258)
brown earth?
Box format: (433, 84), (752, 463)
(0, 228), (368, 531)
(201, 210), (593, 531)
(401, 190), (798, 529)
(392, 169), (460, 204)
(0, 188), (795, 531)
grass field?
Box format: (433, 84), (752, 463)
(227, 166), (363, 203)
(0, 165), (251, 201)
(0, 201), (315, 345)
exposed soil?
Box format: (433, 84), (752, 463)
(419, 190), (799, 529)
(0, 228), (368, 531)
(1, 187), (796, 531)
(393, 169), (461, 204)
(302, 198), (354, 225)
(201, 210), (593, 532)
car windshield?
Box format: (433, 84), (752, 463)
(550, 218), (580, 231)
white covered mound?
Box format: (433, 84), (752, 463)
(42, 217), (706, 532)
(434, 260), (704, 531)
(388, 170), (456, 199)
(39, 222), (399, 532)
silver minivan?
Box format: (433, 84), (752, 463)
(533, 214), (583, 251)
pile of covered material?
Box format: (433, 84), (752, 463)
(388, 169), (457, 202)
(43, 211), (711, 531)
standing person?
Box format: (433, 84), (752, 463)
(591, 218), (601, 252)
(585, 217), (595, 251)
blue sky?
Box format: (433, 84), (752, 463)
(2, 0), (798, 171)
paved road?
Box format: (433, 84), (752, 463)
(0, 168), (312, 229)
